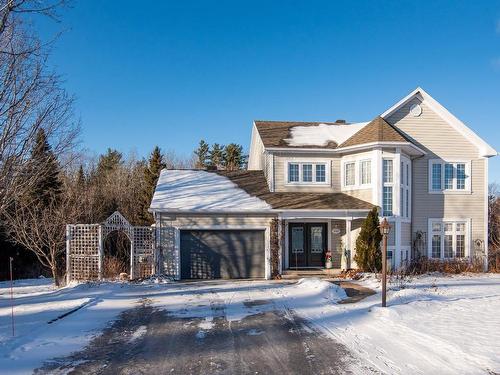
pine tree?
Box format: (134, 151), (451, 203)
(30, 128), (62, 205)
(140, 146), (166, 224)
(194, 140), (209, 169)
(222, 143), (245, 171)
(354, 207), (383, 271)
(209, 143), (224, 169)
(76, 165), (86, 188)
(97, 148), (123, 176)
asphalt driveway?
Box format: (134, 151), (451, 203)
(35, 281), (365, 375)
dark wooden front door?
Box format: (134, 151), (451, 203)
(288, 223), (327, 268)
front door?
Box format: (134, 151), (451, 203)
(289, 223), (327, 268)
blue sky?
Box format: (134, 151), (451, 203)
(38, 1), (500, 182)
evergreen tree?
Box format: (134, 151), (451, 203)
(194, 140), (209, 169)
(209, 143), (224, 169)
(30, 128), (61, 204)
(76, 165), (86, 188)
(140, 146), (166, 224)
(354, 207), (383, 271)
(222, 143), (245, 171)
(97, 148), (123, 176)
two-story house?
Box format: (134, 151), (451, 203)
(150, 87), (497, 280)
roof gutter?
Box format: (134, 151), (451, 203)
(265, 141), (426, 156)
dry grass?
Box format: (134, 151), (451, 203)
(407, 257), (484, 274)
(103, 256), (128, 279)
(488, 247), (500, 273)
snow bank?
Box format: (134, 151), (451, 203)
(295, 278), (347, 301)
(150, 169), (271, 211)
(285, 122), (368, 147)
(289, 273), (500, 375)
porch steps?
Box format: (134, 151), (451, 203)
(281, 268), (342, 280)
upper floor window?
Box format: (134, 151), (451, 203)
(383, 159), (393, 183)
(344, 162), (355, 186)
(288, 163), (299, 182)
(315, 164), (326, 182)
(429, 160), (470, 193)
(287, 162), (329, 185)
(360, 160), (371, 185)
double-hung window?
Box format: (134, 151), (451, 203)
(429, 160), (470, 192)
(315, 164), (326, 182)
(360, 160), (371, 185)
(382, 159), (394, 216)
(287, 162), (328, 184)
(344, 162), (355, 186)
(288, 163), (299, 182)
(429, 220), (468, 259)
(400, 157), (411, 219)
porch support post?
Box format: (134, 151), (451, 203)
(277, 217), (283, 275)
(346, 219), (352, 269)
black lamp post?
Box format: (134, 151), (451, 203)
(379, 218), (391, 307)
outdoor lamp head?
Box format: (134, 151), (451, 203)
(380, 218), (391, 235)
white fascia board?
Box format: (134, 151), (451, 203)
(248, 122), (263, 170)
(149, 208), (275, 215)
(266, 142), (426, 156)
(381, 87), (497, 158)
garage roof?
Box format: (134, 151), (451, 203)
(151, 169), (375, 212)
(150, 169), (272, 212)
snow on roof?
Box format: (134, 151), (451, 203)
(150, 169), (272, 212)
(284, 122), (369, 147)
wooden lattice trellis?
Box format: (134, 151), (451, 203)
(66, 211), (155, 282)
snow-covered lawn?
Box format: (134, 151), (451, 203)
(285, 273), (500, 375)
(0, 274), (499, 374)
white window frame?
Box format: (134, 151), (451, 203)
(400, 156), (411, 221)
(428, 159), (471, 194)
(344, 162), (356, 187)
(359, 159), (372, 186)
(284, 160), (330, 186)
(427, 218), (471, 259)
(382, 157), (394, 217)
(341, 155), (374, 191)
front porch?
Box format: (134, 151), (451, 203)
(277, 212), (367, 273)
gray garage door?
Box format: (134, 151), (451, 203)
(180, 230), (265, 279)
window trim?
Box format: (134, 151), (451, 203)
(284, 160), (330, 186)
(341, 155), (374, 191)
(428, 159), (471, 194)
(359, 159), (372, 186)
(427, 218), (471, 259)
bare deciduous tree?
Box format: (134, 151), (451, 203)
(489, 183), (500, 271)
(0, 0), (77, 217)
(4, 175), (83, 285)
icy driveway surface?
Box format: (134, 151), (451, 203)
(35, 281), (359, 375)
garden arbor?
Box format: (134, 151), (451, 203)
(66, 211), (155, 282)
